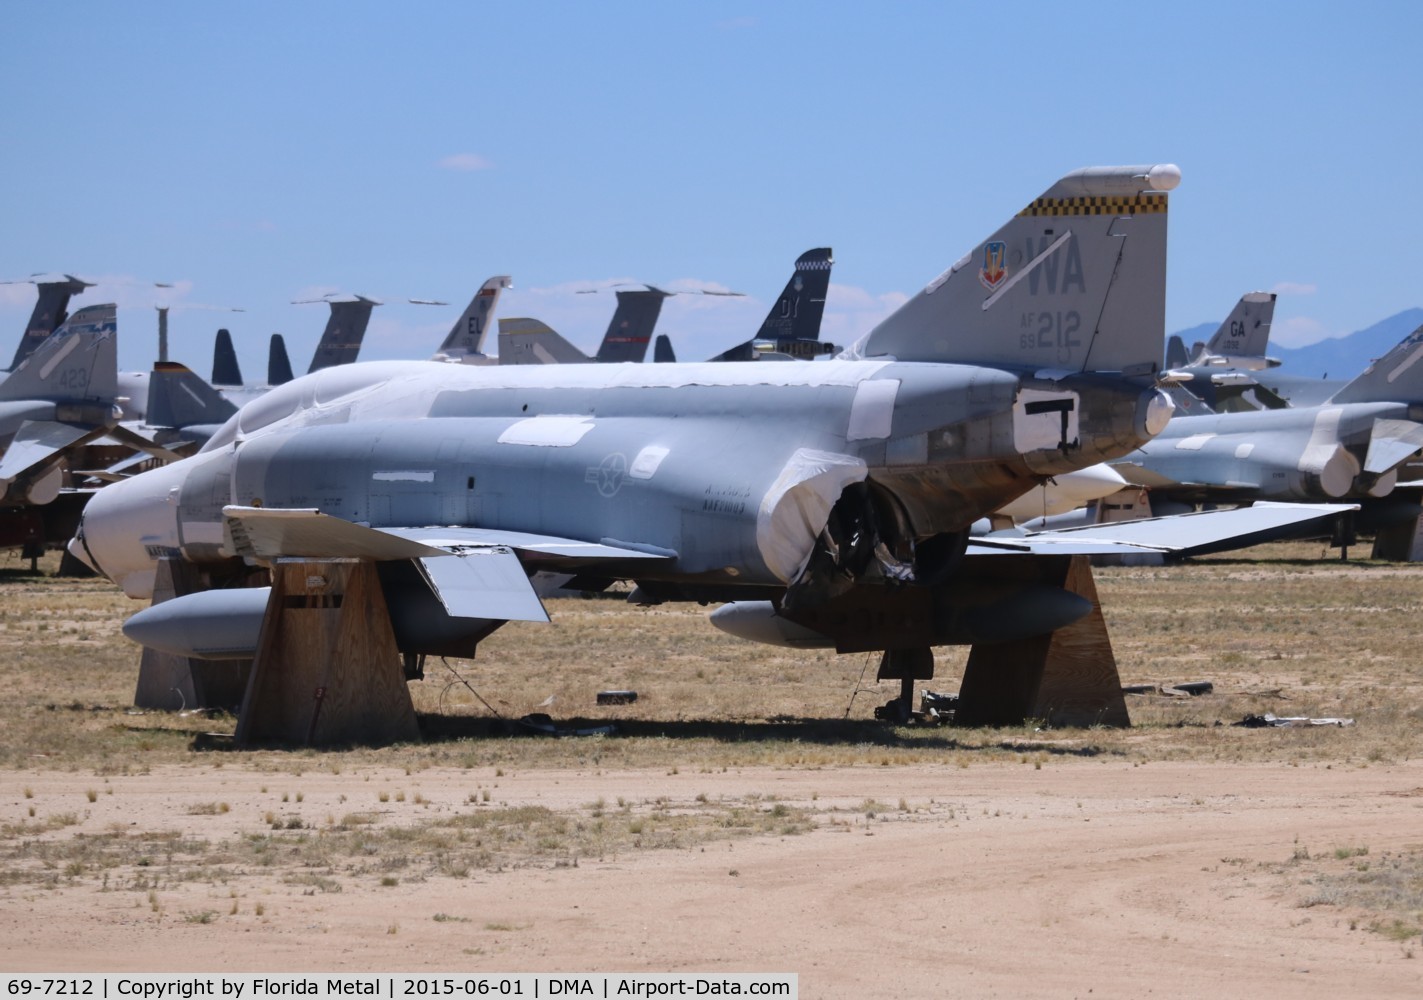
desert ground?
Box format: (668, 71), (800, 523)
(1, 542), (1421, 998)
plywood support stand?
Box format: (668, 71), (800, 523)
(1372, 507), (1423, 562)
(956, 555), (1129, 727)
(134, 557), (250, 712)
(234, 558), (419, 747)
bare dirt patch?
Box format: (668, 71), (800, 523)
(2, 542), (1422, 996)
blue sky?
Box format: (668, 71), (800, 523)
(2, 1), (1419, 374)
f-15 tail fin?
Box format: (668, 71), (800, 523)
(712, 248), (835, 361)
(307, 295), (379, 373)
(5, 273), (94, 371)
(212, 328), (242, 386)
(497, 318), (592, 365)
(594, 288), (671, 363)
(1196, 291), (1276, 368)
(146, 361), (238, 430)
(853, 164), (1179, 376)
(268, 334), (294, 386)
(0, 303), (117, 403)
(433, 276), (511, 361)
(1165, 335), (1189, 369)
(1329, 324), (1423, 405)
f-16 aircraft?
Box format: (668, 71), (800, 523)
(498, 287), (672, 365)
(709, 248), (836, 361)
(1170, 291), (1278, 373)
(76, 164), (1221, 730)
(1162, 292), (1294, 414)
(1115, 324), (1423, 504)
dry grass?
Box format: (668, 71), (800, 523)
(0, 790), (814, 893)
(3, 540), (1423, 944)
(2, 541), (1423, 772)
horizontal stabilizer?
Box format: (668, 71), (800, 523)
(105, 424), (184, 463)
(0, 420), (97, 483)
(1364, 418), (1423, 475)
(973, 502), (1357, 558)
(417, 549), (549, 622)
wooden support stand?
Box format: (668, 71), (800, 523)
(955, 555), (1129, 728)
(134, 557), (251, 712)
(234, 558), (420, 747)
(1372, 506), (1423, 562)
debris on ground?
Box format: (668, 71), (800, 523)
(1122, 681), (1214, 696)
(1234, 713), (1355, 728)
(596, 690), (638, 705)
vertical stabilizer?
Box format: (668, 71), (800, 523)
(653, 334), (676, 363)
(852, 164), (1179, 375)
(752, 247), (833, 349)
(307, 295), (379, 373)
(713, 248), (836, 361)
(1165, 335), (1188, 369)
(6, 273), (94, 371)
(1198, 291), (1276, 365)
(593, 288), (671, 363)
(434, 276), (512, 361)
(497, 318), (592, 365)
(211, 329), (243, 386)
(268, 334), (295, 386)
(147, 362), (238, 429)
(0, 303), (117, 403)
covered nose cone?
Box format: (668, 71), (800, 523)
(75, 458), (191, 599)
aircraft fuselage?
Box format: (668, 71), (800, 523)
(78, 358), (1169, 600)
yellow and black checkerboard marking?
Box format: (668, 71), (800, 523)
(1017, 194), (1167, 217)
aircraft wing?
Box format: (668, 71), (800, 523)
(0, 420), (103, 482)
(221, 506), (676, 623)
(970, 502), (1357, 558)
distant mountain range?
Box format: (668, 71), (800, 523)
(1171, 307), (1423, 379)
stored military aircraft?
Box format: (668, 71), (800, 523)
(429, 276), (512, 365)
(709, 248), (836, 361)
(1162, 292), (1283, 410)
(0, 304), (178, 554)
(498, 287), (672, 365)
(1114, 324), (1423, 504)
(1, 273), (94, 372)
(292, 293), (381, 373)
(79, 164), (1298, 727)
(1169, 291), (1278, 374)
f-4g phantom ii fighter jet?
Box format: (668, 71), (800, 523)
(73, 165), (1188, 728)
